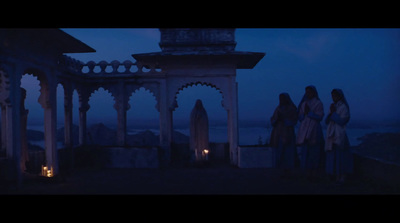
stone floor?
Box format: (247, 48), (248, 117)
(2, 160), (399, 195)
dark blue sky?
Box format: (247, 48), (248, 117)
(21, 28), (400, 127)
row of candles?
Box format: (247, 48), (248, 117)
(41, 165), (53, 177)
(40, 150), (209, 176)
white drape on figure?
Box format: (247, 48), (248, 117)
(190, 99), (209, 162)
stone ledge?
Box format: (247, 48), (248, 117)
(353, 152), (400, 188)
(238, 146), (273, 168)
(104, 147), (159, 169)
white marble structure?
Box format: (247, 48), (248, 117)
(0, 28), (264, 184)
(0, 29), (95, 185)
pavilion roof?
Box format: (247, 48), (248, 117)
(0, 28), (95, 54)
(132, 50), (265, 69)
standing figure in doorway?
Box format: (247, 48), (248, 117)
(190, 99), (210, 163)
(325, 88), (353, 184)
(270, 93), (298, 177)
(296, 85), (325, 181)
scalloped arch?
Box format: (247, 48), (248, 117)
(89, 86), (116, 104)
(173, 81), (225, 111)
(129, 86), (158, 100)
(23, 68), (51, 108)
(24, 68), (47, 84)
(128, 86), (159, 111)
(23, 68), (48, 92)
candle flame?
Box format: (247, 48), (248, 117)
(42, 165), (53, 177)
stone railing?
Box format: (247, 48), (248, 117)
(59, 55), (162, 75)
(59, 55), (84, 74)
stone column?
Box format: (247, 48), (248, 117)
(5, 67), (22, 187)
(114, 84), (129, 146)
(158, 80), (173, 166)
(39, 80), (58, 176)
(5, 100), (22, 186)
(63, 84), (73, 148)
(78, 95), (90, 146)
(1, 104), (6, 154)
(5, 103), (19, 159)
(63, 83), (74, 172)
(20, 88), (29, 172)
(226, 80), (239, 166)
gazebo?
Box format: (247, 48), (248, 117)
(0, 28), (264, 186)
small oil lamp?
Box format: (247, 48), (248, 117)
(41, 165), (53, 177)
(202, 149), (209, 161)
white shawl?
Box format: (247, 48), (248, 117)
(296, 97), (324, 145)
(325, 101), (350, 151)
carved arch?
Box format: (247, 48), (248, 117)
(127, 82), (160, 112)
(74, 83), (116, 111)
(172, 80), (225, 112)
(23, 68), (50, 109)
(89, 85), (116, 102)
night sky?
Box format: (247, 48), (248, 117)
(20, 28), (400, 127)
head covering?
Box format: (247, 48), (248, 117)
(298, 85), (320, 111)
(305, 85), (320, 99)
(332, 88), (350, 114)
(279, 92), (296, 108)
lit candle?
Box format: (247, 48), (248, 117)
(203, 149), (209, 161)
(43, 166), (48, 177)
(48, 166), (53, 177)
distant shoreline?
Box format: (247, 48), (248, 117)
(26, 122), (400, 147)
(27, 118), (400, 131)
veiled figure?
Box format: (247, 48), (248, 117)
(190, 99), (209, 162)
(296, 85), (325, 180)
(324, 88), (353, 184)
(270, 93), (298, 171)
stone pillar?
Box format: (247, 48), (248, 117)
(5, 104), (18, 159)
(4, 67), (22, 187)
(20, 88), (29, 172)
(1, 104), (6, 154)
(227, 81), (239, 166)
(63, 84), (73, 148)
(5, 101), (22, 186)
(115, 101), (129, 146)
(114, 84), (129, 146)
(63, 83), (74, 172)
(78, 97), (90, 146)
(158, 80), (173, 166)
(39, 80), (59, 176)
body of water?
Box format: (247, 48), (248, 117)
(27, 124), (400, 148)
(128, 126), (400, 146)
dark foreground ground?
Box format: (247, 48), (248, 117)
(2, 161), (399, 217)
(2, 160), (399, 195)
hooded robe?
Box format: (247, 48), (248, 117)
(269, 93), (298, 168)
(270, 93), (298, 148)
(190, 99), (209, 162)
(324, 88), (353, 175)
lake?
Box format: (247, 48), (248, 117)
(27, 124), (400, 148)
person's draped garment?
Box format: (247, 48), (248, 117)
(325, 100), (350, 151)
(270, 94), (298, 148)
(296, 97), (324, 146)
(190, 99), (209, 162)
